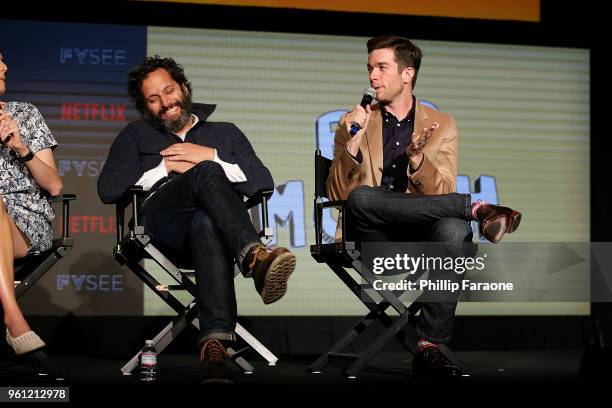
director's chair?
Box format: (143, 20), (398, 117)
(113, 185), (278, 375)
(309, 150), (469, 378)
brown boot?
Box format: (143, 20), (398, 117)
(242, 245), (296, 304)
(200, 339), (232, 384)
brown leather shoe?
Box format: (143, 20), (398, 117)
(412, 346), (464, 378)
(243, 245), (296, 304)
(200, 339), (232, 384)
(475, 203), (522, 243)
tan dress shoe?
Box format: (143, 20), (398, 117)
(6, 329), (46, 355)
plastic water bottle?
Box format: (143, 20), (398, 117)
(140, 340), (157, 382)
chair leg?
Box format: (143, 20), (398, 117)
(235, 323), (278, 366)
(312, 259), (468, 377)
(344, 311), (413, 378)
(30, 350), (66, 381)
(120, 235), (279, 375)
(120, 302), (199, 375)
(123, 260), (262, 374)
(13, 246), (71, 380)
(15, 246), (69, 299)
(227, 349), (255, 373)
(439, 343), (470, 375)
(309, 309), (380, 373)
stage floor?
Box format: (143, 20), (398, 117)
(0, 350), (589, 401)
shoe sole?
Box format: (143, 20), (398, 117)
(482, 216), (506, 243)
(261, 252), (296, 305)
(506, 211), (522, 234)
(482, 211), (522, 243)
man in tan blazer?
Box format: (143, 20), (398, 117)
(327, 35), (521, 378)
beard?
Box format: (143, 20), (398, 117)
(144, 91), (194, 133)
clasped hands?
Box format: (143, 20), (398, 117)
(0, 109), (31, 158)
(160, 143), (215, 174)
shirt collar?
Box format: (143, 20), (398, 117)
(381, 96), (416, 125)
(174, 114), (199, 140)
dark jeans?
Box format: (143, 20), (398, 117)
(141, 161), (260, 344)
(345, 186), (474, 343)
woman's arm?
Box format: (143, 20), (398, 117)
(0, 109), (62, 196)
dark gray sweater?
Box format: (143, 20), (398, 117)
(97, 103), (274, 204)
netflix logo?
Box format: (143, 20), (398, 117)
(61, 103), (126, 122)
(58, 216), (116, 235)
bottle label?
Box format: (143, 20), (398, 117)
(141, 352), (157, 367)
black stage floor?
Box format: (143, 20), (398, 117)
(1, 350), (604, 402)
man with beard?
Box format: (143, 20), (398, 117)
(97, 56), (296, 384)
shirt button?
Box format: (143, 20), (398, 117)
(385, 119), (389, 122)
(392, 164), (396, 168)
(396, 142), (400, 146)
(390, 185), (394, 189)
(397, 123), (400, 127)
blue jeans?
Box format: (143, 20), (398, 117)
(345, 186), (474, 343)
(141, 161), (261, 344)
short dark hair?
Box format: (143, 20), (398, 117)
(367, 35), (422, 88)
(127, 56), (192, 114)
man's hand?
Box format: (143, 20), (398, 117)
(0, 110), (29, 156)
(345, 104), (372, 157)
(164, 157), (196, 174)
(406, 122), (439, 169)
(160, 142), (215, 164)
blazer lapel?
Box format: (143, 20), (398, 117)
(414, 100), (430, 143)
(364, 107), (383, 186)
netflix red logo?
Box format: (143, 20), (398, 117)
(61, 103), (126, 122)
(58, 216), (116, 235)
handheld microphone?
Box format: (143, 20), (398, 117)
(350, 87), (376, 136)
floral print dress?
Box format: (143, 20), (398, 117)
(1, 102), (58, 253)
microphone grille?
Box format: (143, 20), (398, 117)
(363, 87), (376, 100)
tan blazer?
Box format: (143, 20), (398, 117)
(326, 100), (459, 240)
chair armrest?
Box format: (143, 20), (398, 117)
(115, 185), (145, 245)
(48, 194), (77, 203)
(116, 185), (145, 212)
(244, 188), (273, 209)
(244, 188), (274, 239)
(317, 200), (345, 210)
(314, 199), (348, 248)
(48, 194), (77, 240)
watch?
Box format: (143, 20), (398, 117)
(18, 149), (35, 163)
